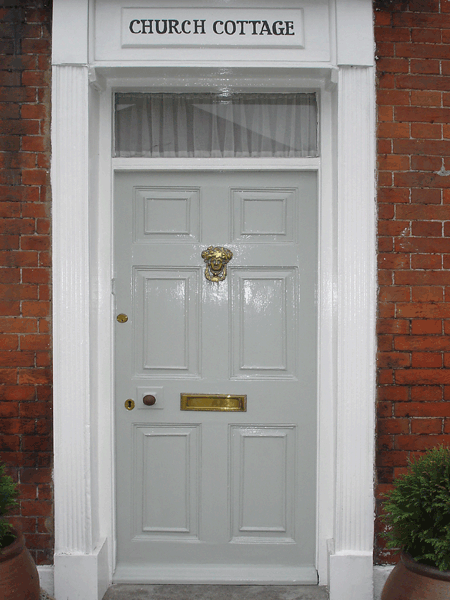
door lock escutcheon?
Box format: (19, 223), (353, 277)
(124, 399), (135, 411)
(117, 313), (128, 323)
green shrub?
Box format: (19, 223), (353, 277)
(382, 446), (450, 571)
(0, 462), (19, 549)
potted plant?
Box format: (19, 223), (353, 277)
(0, 461), (40, 600)
(381, 445), (450, 600)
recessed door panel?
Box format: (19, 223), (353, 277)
(133, 424), (200, 539)
(230, 425), (296, 542)
(231, 269), (297, 378)
(115, 171), (317, 583)
(134, 269), (200, 376)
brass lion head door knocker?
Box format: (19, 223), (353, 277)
(201, 246), (233, 282)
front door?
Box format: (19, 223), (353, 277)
(114, 170), (317, 583)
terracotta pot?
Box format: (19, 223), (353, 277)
(0, 529), (40, 600)
(381, 552), (450, 600)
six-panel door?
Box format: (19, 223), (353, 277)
(114, 171), (318, 583)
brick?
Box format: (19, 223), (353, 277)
(377, 386), (409, 401)
(0, 318), (37, 333)
(0, 402), (19, 417)
(21, 301), (50, 317)
(378, 334), (393, 351)
(379, 239), (392, 253)
(411, 28), (441, 43)
(395, 171), (450, 189)
(20, 500), (52, 517)
(0, 386), (36, 401)
(410, 251), (442, 269)
(411, 189), (442, 205)
(18, 368), (51, 385)
(395, 271), (450, 285)
(378, 253), (410, 269)
(20, 105), (46, 120)
(397, 237), (450, 253)
(411, 319), (442, 334)
(22, 169), (47, 186)
(411, 155), (442, 171)
(377, 319), (410, 334)
(21, 71), (47, 87)
(19, 403), (49, 419)
(395, 335), (450, 350)
(378, 105), (394, 122)
(378, 122), (410, 138)
(20, 335), (50, 351)
(377, 89), (410, 105)
(396, 75), (450, 91)
(378, 221), (410, 236)
(20, 236), (50, 251)
(21, 137), (46, 152)
(379, 418), (409, 435)
(411, 91), (442, 107)
(411, 285), (444, 301)
(411, 123), (442, 140)
(411, 221), (442, 236)
(0, 120), (40, 135)
(396, 303), (450, 318)
(21, 39), (50, 54)
(378, 155), (410, 170)
(395, 369), (450, 385)
(411, 59), (441, 75)
(411, 386), (443, 402)
(378, 188), (410, 203)
(397, 205), (450, 220)
(379, 286), (410, 302)
(377, 352), (410, 368)
(411, 352), (442, 367)
(376, 450), (409, 468)
(395, 434), (450, 450)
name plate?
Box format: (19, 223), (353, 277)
(122, 8), (304, 48)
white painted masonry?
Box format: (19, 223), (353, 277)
(51, 1), (376, 599)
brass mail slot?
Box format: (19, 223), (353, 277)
(180, 394), (247, 412)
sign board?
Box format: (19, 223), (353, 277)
(121, 8), (304, 47)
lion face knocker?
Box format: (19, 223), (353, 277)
(201, 246), (233, 282)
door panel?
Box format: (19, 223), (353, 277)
(114, 171), (317, 583)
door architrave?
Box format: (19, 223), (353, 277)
(99, 69), (335, 583)
(52, 63), (375, 599)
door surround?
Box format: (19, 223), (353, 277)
(51, 7), (375, 600)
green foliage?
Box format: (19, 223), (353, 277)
(0, 462), (19, 549)
(382, 446), (450, 571)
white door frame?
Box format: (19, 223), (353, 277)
(51, 3), (375, 600)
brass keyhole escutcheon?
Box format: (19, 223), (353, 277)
(117, 313), (128, 323)
(125, 399), (135, 411)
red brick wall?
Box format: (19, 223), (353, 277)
(0, 1), (53, 565)
(3, 0), (450, 570)
(375, 0), (450, 563)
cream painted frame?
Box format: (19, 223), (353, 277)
(51, 2), (376, 600)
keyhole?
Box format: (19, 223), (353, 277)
(125, 399), (135, 411)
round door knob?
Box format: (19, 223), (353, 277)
(143, 394), (156, 406)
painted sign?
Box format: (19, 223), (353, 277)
(121, 8), (304, 47)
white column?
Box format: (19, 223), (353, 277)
(329, 65), (376, 600)
(52, 64), (108, 600)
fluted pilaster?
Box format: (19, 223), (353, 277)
(335, 65), (376, 553)
(52, 65), (93, 554)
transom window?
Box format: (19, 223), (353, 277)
(114, 93), (318, 158)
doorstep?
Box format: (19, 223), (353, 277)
(102, 585), (329, 600)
